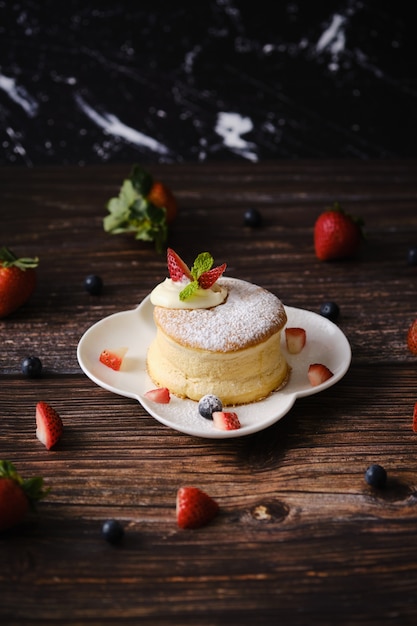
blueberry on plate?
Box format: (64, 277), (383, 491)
(84, 274), (103, 295)
(319, 301), (340, 322)
(101, 519), (124, 543)
(198, 394), (223, 420)
(21, 355), (43, 378)
(364, 464), (387, 488)
(243, 208), (262, 228)
(407, 246), (417, 266)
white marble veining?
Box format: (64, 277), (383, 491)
(0, 1), (415, 165)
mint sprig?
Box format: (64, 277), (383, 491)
(104, 165), (168, 253)
(179, 252), (213, 301)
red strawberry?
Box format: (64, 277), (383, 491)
(407, 319), (417, 355)
(0, 247), (38, 318)
(144, 387), (171, 404)
(167, 248), (193, 282)
(99, 347), (128, 371)
(176, 486), (219, 529)
(412, 403), (417, 433)
(285, 327), (306, 354)
(212, 411), (241, 431)
(314, 204), (363, 261)
(36, 401), (63, 450)
(147, 181), (178, 224)
(198, 263), (227, 289)
(308, 363), (334, 387)
(0, 460), (49, 531)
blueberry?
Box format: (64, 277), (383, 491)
(21, 356), (43, 378)
(101, 519), (124, 543)
(198, 394), (223, 420)
(407, 247), (417, 266)
(84, 274), (103, 295)
(364, 464), (387, 488)
(319, 301), (340, 322)
(243, 208), (262, 228)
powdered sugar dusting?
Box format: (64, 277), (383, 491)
(153, 277), (287, 352)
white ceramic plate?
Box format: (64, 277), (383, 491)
(77, 296), (351, 439)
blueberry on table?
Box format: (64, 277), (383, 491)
(407, 247), (417, 266)
(243, 208), (262, 228)
(84, 274), (103, 295)
(319, 301), (340, 322)
(101, 519), (124, 543)
(21, 355), (43, 378)
(198, 394), (223, 419)
(364, 464), (387, 488)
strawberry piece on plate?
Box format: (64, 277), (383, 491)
(99, 347), (128, 371)
(212, 411), (241, 431)
(308, 363), (334, 387)
(176, 486), (219, 529)
(36, 401), (63, 450)
(144, 387), (171, 404)
(285, 327), (306, 354)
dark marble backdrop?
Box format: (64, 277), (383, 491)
(0, 1), (415, 166)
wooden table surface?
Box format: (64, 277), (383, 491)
(1, 161), (417, 625)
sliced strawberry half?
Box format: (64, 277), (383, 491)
(285, 327), (306, 354)
(307, 363), (334, 387)
(198, 263), (227, 289)
(212, 411), (241, 431)
(36, 401), (63, 450)
(167, 248), (193, 282)
(144, 387), (171, 404)
(99, 347), (128, 371)
(176, 486), (219, 529)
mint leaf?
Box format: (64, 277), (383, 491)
(130, 164), (153, 196)
(103, 165), (170, 252)
(190, 252), (213, 280)
(180, 281), (199, 301)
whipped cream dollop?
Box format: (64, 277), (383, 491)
(150, 277), (227, 309)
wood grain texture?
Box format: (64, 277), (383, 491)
(1, 161), (417, 625)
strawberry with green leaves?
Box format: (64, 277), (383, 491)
(167, 248), (227, 301)
(0, 247), (39, 318)
(104, 164), (177, 252)
(0, 460), (49, 532)
(314, 203), (363, 261)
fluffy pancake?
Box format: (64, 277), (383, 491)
(147, 277), (289, 405)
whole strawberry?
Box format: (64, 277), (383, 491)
(0, 460), (49, 532)
(407, 319), (417, 355)
(314, 203), (363, 261)
(0, 247), (39, 318)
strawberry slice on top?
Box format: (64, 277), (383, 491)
(198, 263), (227, 290)
(167, 248), (193, 282)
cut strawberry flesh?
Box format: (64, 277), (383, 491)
(307, 363), (334, 387)
(36, 401), (63, 450)
(144, 387), (171, 404)
(99, 347), (128, 371)
(212, 411), (241, 431)
(285, 327), (306, 354)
